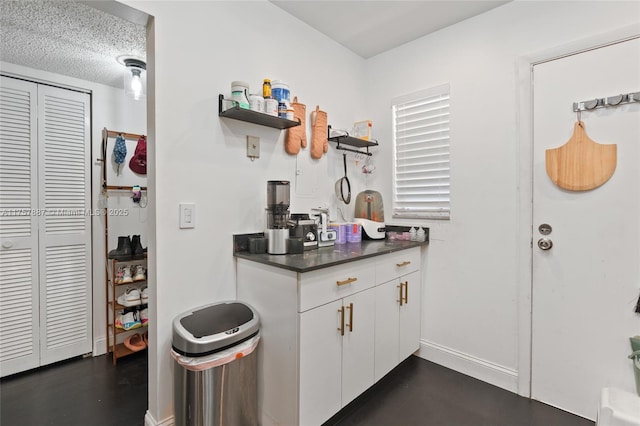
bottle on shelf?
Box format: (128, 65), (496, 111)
(263, 79), (272, 99)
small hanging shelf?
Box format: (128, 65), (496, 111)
(327, 125), (378, 156)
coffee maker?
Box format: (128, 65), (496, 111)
(265, 181), (290, 254)
(288, 214), (318, 250)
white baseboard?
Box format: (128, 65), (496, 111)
(418, 339), (518, 393)
(93, 337), (107, 356)
(145, 410), (174, 426)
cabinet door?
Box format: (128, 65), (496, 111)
(299, 299), (342, 426)
(342, 289), (375, 407)
(374, 279), (401, 382)
(399, 270), (421, 361)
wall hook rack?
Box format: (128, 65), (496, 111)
(573, 91), (640, 112)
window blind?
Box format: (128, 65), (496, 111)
(392, 84), (450, 219)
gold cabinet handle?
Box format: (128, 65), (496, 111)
(338, 306), (345, 336)
(397, 283), (403, 306)
(336, 277), (357, 286)
(346, 303), (353, 332)
(402, 281), (408, 304)
(396, 261), (411, 267)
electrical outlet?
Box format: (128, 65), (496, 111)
(247, 136), (260, 160)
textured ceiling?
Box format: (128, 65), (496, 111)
(0, 0), (146, 88)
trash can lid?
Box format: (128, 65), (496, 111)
(172, 301), (260, 357)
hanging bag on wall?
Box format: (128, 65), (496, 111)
(129, 136), (147, 175)
(113, 134), (127, 175)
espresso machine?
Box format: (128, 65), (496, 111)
(265, 181), (290, 254)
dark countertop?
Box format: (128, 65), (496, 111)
(234, 239), (428, 273)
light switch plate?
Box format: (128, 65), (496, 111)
(247, 136), (260, 159)
(179, 203), (195, 229)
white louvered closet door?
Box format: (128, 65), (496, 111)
(0, 77), (40, 376)
(37, 84), (92, 366)
(0, 77), (92, 377)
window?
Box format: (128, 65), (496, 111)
(391, 84), (450, 219)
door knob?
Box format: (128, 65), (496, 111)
(538, 238), (553, 250)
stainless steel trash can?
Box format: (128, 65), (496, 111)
(171, 301), (260, 426)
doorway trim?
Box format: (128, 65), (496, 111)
(515, 23), (640, 398)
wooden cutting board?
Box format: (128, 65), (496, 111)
(545, 121), (617, 191)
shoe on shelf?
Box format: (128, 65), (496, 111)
(142, 331), (148, 346)
(131, 235), (145, 260)
(115, 266), (125, 284)
(117, 287), (141, 307)
(141, 286), (149, 304)
(117, 310), (141, 331)
(140, 306), (148, 326)
(121, 265), (133, 284)
(108, 236), (133, 261)
(133, 264), (146, 282)
(115, 314), (124, 330)
(124, 333), (146, 352)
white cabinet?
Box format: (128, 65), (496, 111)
(299, 288), (376, 424)
(399, 270), (421, 361)
(236, 245), (422, 426)
(299, 299), (342, 425)
(340, 289), (375, 406)
(299, 261), (376, 425)
(374, 248), (422, 381)
(374, 270), (421, 381)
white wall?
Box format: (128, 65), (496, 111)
(123, 1), (368, 423)
(365, 0), (640, 392)
(0, 61), (147, 355)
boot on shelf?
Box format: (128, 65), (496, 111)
(131, 235), (145, 259)
(108, 236), (133, 261)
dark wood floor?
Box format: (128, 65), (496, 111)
(325, 356), (594, 426)
(1, 353), (593, 426)
(1, 351), (148, 426)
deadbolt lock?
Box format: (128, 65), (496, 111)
(538, 224), (552, 235)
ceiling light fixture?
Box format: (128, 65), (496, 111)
(123, 58), (146, 101)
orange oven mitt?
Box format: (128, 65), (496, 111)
(285, 96), (307, 155)
(310, 105), (328, 159)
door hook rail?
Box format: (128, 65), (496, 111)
(573, 91), (640, 112)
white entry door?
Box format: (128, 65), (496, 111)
(531, 38), (640, 420)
